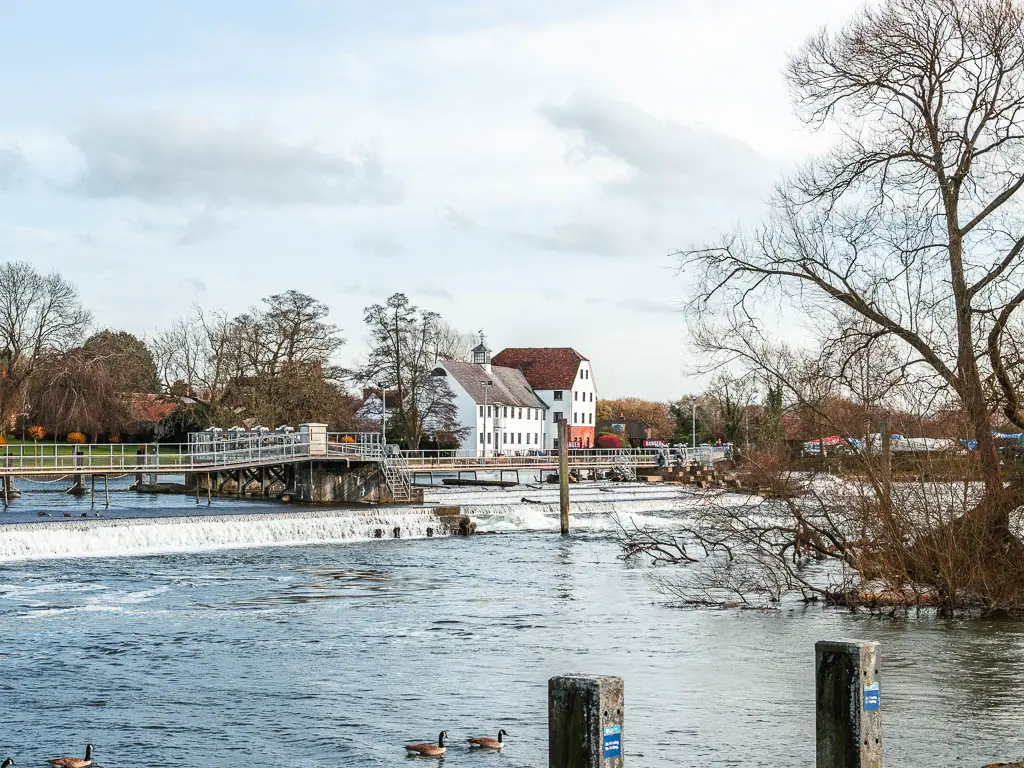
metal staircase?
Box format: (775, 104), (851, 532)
(613, 450), (637, 481)
(381, 450), (414, 503)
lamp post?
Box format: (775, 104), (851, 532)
(378, 384), (387, 446)
(691, 393), (697, 450)
(481, 380), (492, 458)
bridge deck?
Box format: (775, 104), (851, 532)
(0, 438), (729, 477)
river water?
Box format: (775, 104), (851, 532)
(1, 481), (1023, 767)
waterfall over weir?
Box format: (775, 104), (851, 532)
(0, 508), (444, 562)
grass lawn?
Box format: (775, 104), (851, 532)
(1, 438), (187, 468)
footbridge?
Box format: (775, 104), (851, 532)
(0, 430), (731, 505)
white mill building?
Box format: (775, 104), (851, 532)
(433, 337), (550, 456)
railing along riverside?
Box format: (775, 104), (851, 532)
(396, 446), (733, 469)
(0, 438), (731, 475)
(0, 433), (386, 475)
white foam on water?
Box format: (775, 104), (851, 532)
(0, 508), (444, 562)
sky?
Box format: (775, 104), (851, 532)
(0, 0), (863, 400)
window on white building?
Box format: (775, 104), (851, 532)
(518, 408), (522, 419)
(487, 433), (491, 444)
(554, 391), (563, 401)
(535, 433), (539, 444)
(518, 433), (522, 444)
(503, 433), (507, 444)
(479, 433), (484, 444)
(488, 406), (492, 417)
(503, 406), (508, 417)
(574, 391), (578, 401)
(479, 405), (484, 417)
(589, 413), (593, 424)
(554, 411), (563, 422)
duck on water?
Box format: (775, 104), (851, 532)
(405, 731), (448, 757)
(468, 729), (508, 750)
(48, 744), (93, 768)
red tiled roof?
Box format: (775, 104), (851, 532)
(127, 393), (178, 424)
(491, 348), (587, 390)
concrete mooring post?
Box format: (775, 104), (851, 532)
(549, 674), (623, 768)
(558, 417), (569, 535)
(816, 640), (881, 768)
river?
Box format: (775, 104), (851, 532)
(1, 480), (1023, 767)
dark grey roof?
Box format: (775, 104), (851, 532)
(437, 360), (548, 409)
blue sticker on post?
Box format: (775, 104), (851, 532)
(863, 682), (880, 711)
(603, 724), (622, 758)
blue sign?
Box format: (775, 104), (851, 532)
(603, 724), (622, 758)
(863, 682), (880, 711)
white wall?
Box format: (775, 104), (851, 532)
(440, 363), (549, 456)
(537, 359), (598, 450)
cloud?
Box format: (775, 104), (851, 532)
(67, 112), (403, 207)
(354, 232), (403, 258)
(516, 217), (652, 258)
(176, 211), (228, 246)
(614, 297), (679, 315)
(439, 206), (477, 232)
(540, 92), (775, 203)
(0, 221), (61, 240)
(416, 285), (455, 302)
(0, 147), (29, 190)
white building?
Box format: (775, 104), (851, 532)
(433, 339), (549, 456)
(491, 348), (597, 450)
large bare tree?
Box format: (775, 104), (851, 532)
(660, 0), (1024, 612)
(685, 0), (1024, 525)
(0, 262), (91, 430)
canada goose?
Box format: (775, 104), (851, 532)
(405, 731), (448, 757)
(2, 758), (14, 768)
(468, 729), (508, 750)
(48, 744), (93, 768)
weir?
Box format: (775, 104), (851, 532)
(0, 507), (461, 562)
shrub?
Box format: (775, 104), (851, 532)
(0, 435), (7, 446)
(109, 434), (121, 444)
(27, 425), (44, 441)
(66, 432), (86, 445)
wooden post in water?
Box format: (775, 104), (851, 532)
(549, 674), (624, 768)
(104, 475), (110, 507)
(816, 640), (881, 768)
(558, 417), (569, 535)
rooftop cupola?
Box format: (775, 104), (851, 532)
(472, 331), (492, 372)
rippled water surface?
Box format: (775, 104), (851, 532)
(2, 486), (1024, 767)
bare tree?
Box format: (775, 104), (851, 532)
(681, 0), (1024, 546)
(151, 306), (236, 408)
(360, 293), (467, 449)
(152, 291), (348, 428)
(0, 262), (91, 430)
